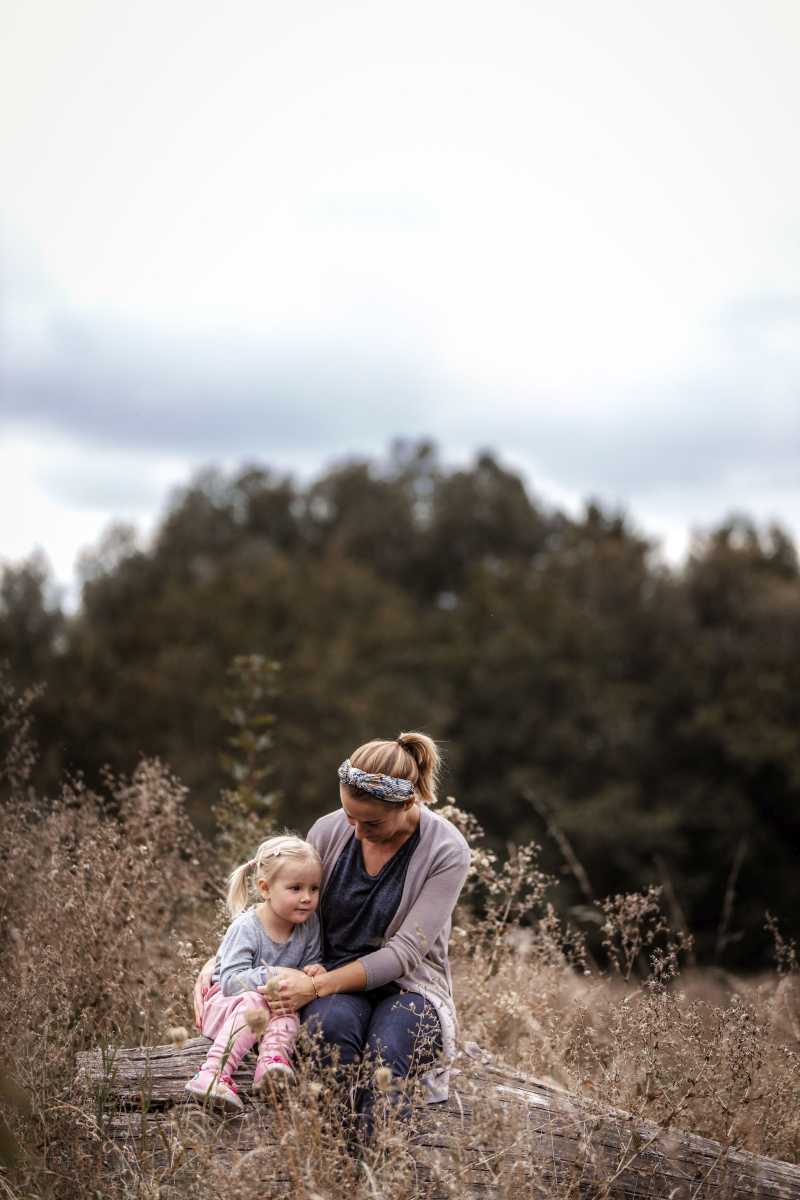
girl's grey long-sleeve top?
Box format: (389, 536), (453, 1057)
(212, 907), (322, 996)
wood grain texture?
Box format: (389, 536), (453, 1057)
(76, 1037), (800, 1199)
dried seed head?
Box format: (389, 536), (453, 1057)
(168, 1026), (189, 1048)
(244, 1007), (269, 1036)
(374, 1066), (393, 1092)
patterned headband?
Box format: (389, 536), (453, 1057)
(337, 758), (415, 802)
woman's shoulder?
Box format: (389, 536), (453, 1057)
(420, 804), (471, 862)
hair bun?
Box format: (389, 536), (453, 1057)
(396, 731), (441, 803)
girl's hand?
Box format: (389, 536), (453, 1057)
(303, 963), (327, 977)
(193, 956), (216, 1029)
(258, 967), (315, 1014)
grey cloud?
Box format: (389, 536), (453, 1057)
(529, 381), (796, 496)
(2, 272), (798, 516)
(1, 310), (436, 458)
(490, 294), (800, 498)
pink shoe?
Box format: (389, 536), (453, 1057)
(185, 1067), (244, 1112)
(253, 1054), (295, 1094)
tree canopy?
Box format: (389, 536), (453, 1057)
(4, 444), (798, 967)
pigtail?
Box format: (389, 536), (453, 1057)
(226, 859), (254, 917)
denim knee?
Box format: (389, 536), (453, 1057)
(364, 992), (442, 1076)
(302, 993), (372, 1068)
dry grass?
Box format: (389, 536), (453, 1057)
(1, 691), (798, 1198)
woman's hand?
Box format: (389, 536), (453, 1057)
(303, 963), (327, 977)
(193, 956), (216, 1029)
(258, 966), (316, 1014)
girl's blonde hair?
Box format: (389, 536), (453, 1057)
(349, 731), (441, 804)
(226, 833), (321, 917)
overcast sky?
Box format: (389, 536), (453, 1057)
(2, 0), (799, 604)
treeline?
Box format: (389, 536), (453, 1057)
(3, 441), (799, 966)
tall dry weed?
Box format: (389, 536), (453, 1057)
(0, 672), (216, 1196)
(1, 672), (798, 1198)
(451, 822), (800, 1163)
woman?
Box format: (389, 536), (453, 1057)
(195, 731), (471, 1129)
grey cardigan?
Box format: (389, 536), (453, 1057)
(307, 803), (471, 1101)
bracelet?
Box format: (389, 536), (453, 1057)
(309, 974), (321, 1000)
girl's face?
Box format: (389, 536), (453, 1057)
(258, 859), (321, 924)
(339, 785), (412, 844)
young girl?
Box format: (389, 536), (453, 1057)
(186, 834), (326, 1111)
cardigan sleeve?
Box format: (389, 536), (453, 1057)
(358, 846), (471, 989)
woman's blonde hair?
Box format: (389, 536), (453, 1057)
(348, 731), (441, 804)
(226, 833), (321, 917)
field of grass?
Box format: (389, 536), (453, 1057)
(1, 732), (798, 1198)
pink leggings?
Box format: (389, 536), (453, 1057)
(198, 983), (299, 1075)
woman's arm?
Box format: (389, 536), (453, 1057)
(259, 959), (368, 1013)
(359, 848), (471, 988)
(310, 959), (366, 996)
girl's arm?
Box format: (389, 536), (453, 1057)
(263, 959), (367, 1013)
(218, 918), (275, 996)
(358, 847), (471, 987)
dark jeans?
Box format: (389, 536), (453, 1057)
(301, 985), (442, 1138)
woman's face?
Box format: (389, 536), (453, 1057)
(339, 785), (410, 844)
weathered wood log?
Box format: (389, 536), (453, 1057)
(76, 1037), (800, 1199)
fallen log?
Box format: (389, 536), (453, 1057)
(76, 1037), (800, 1199)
